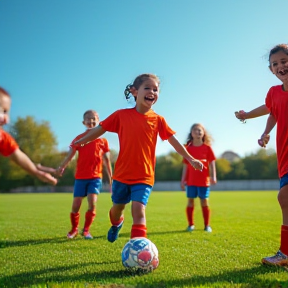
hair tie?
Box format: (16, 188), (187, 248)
(124, 84), (133, 99)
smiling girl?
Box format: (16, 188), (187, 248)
(235, 44), (288, 267)
(72, 73), (203, 243)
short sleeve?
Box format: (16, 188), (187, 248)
(158, 116), (176, 141)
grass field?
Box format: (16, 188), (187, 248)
(0, 191), (287, 288)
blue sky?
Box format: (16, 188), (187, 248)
(1, 0), (288, 158)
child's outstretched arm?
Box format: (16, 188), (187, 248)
(235, 104), (270, 122)
(168, 135), (203, 171)
(9, 149), (57, 185)
(55, 148), (76, 176)
(258, 114), (276, 148)
(73, 126), (106, 147)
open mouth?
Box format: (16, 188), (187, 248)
(278, 68), (288, 76)
(144, 96), (155, 103)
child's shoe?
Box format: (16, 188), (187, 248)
(67, 229), (78, 239)
(262, 250), (288, 266)
(81, 230), (93, 240)
(187, 225), (195, 232)
(204, 226), (212, 232)
(107, 221), (123, 243)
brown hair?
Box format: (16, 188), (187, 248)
(268, 44), (288, 67)
(185, 123), (213, 146)
(124, 73), (160, 100)
(83, 110), (99, 121)
(0, 87), (11, 98)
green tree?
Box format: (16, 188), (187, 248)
(215, 158), (232, 180)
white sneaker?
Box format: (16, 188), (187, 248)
(204, 226), (212, 232)
(262, 250), (288, 266)
(187, 225), (195, 232)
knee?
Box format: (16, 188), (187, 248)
(278, 188), (288, 209)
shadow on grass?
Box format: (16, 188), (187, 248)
(1, 261), (287, 288)
(0, 234), (107, 248)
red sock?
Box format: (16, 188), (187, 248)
(280, 225), (288, 256)
(131, 224), (147, 238)
(83, 210), (96, 232)
(70, 212), (80, 231)
(201, 206), (210, 226)
(186, 206), (194, 226)
(109, 209), (124, 226)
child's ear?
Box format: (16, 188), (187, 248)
(82, 120), (85, 125)
(130, 87), (137, 97)
(269, 66), (274, 73)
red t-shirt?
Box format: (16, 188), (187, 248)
(266, 85), (288, 178)
(100, 107), (175, 186)
(183, 143), (216, 187)
(70, 131), (110, 179)
(0, 129), (19, 157)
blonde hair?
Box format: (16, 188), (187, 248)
(185, 123), (213, 146)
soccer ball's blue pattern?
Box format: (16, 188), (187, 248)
(121, 237), (159, 271)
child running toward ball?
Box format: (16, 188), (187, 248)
(72, 73), (203, 243)
(235, 44), (288, 267)
(0, 87), (57, 186)
(39, 110), (112, 240)
(181, 123), (217, 233)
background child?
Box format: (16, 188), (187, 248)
(72, 73), (203, 243)
(0, 87), (57, 186)
(235, 44), (288, 267)
(39, 110), (112, 240)
(181, 123), (217, 233)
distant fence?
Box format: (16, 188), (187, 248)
(7, 180), (279, 193)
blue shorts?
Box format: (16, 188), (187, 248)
(186, 186), (210, 199)
(111, 180), (152, 206)
(74, 178), (102, 197)
(280, 173), (288, 189)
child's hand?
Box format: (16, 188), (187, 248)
(258, 134), (270, 148)
(234, 110), (247, 123)
(191, 159), (203, 171)
(36, 170), (58, 185)
(180, 180), (186, 191)
(55, 166), (65, 177)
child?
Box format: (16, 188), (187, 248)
(181, 123), (217, 233)
(235, 44), (288, 267)
(39, 110), (112, 240)
(72, 73), (203, 243)
(0, 87), (57, 186)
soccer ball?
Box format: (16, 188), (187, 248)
(121, 237), (159, 271)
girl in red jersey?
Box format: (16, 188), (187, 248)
(235, 44), (288, 267)
(72, 74), (203, 243)
(181, 123), (217, 233)
(39, 110), (113, 240)
(0, 87), (57, 186)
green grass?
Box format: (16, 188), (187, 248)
(0, 191), (287, 288)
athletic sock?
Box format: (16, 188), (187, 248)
(186, 206), (194, 226)
(70, 212), (80, 231)
(83, 210), (96, 232)
(131, 224), (147, 238)
(280, 225), (288, 256)
(201, 206), (210, 227)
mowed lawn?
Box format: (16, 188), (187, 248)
(0, 191), (287, 288)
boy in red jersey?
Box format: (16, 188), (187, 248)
(72, 74), (203, 243)
(181, 123), (217, 233)
(39, 110), (112, 240)
(0, 87), (57, 186)
(235, 44), (288, 267)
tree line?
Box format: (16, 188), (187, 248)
(0, 116), (278, 192)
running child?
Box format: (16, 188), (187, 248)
(39, 110), (112, 239)
(235, 44), (288, 267)
(0, 87), (57, 186)
(72, 73), (203, 243)
(181, 123), (217, 233)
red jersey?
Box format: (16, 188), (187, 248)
(266, 85), (288, 178)
(0, 129), (19, 157)
(100, 107), (175, 186)
(183, 143), (216, 187)
(70, 131), (110, 179)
